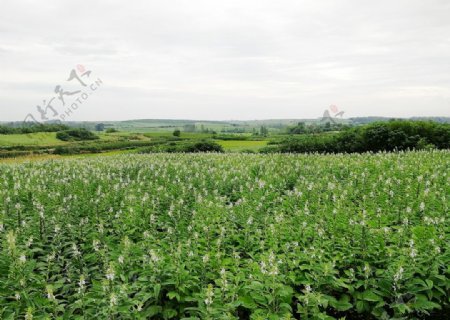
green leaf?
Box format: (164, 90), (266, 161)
(239, 295), (256, 309)
(142, 305), (162, 317)
(162, 308), (178, 319)
(154, 284), (161, 299)
(332, 300), (353, 312)
(356, 301), (365, 313)
(363, 290), (382, 302)
(167, 291), (180, 301)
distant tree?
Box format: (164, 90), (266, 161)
(183, 124), (196, 132)
(95, 123), (105, 131)
(173, 129), (181, 137)
(260, 126), (269, 136)
(289, 122), (306, 134)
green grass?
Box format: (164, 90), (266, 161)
(0, 132), (65, 146)
(0, 131), (152, 148)
(217, 139), (268, 151)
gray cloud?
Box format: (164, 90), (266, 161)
(0, 0), (449, 121)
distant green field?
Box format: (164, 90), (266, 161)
(0, 131), (152, 147)
(97, 132), (151, 142)
(217, 140), (268, 152)
(0, 132), (65, 146)
(0, 131), (269, 159)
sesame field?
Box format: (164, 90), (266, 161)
(0, 151), (449, 319)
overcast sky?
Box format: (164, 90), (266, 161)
(1, 0), (449, 121)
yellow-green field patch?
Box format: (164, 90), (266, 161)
(0, 132), (65, 146)
(217, 140), (268, 152)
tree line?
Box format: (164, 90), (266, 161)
(0, 123), (70, 134)
(266, 120), (450, 153)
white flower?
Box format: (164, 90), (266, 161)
(202, 254), (209, 264)
(25, 308), (33, 320)
(19, 255), (26, 263)
(149, 250), (160, 263)
(47, 252), (56, 262)
(106, 266), (115, 281)
(72, 244), (81, 257)
(269, 265), (279, 276)
(79, 276), (86, 288)
(260, 261), (267, 274)
(46, 286), (55, 301)
(6, 231), (16, 252)
(394, 266), (404, 282)
(78, 275), (86, 294)
(118, 255), (124, 264)
(92, 239), (100, 252)
(419, 202), (425, 211)
(110, 293), (118, 307)
(363, 264), (371, 277)
(15, 292), (21, 300)
(205, 285), (214, 306)
(26, 237), (33, 248)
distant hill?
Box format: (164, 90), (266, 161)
(2, 116), (449, 133)
(94, 117), (449, 132)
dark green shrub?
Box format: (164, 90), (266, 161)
(184, 141), (224, 153)
(53, 146), (80, 155)
(56, 129), (99, 141)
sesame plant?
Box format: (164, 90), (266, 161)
(0, 151), (448, 319)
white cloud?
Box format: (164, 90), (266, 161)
(0, 0), (449, 121)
